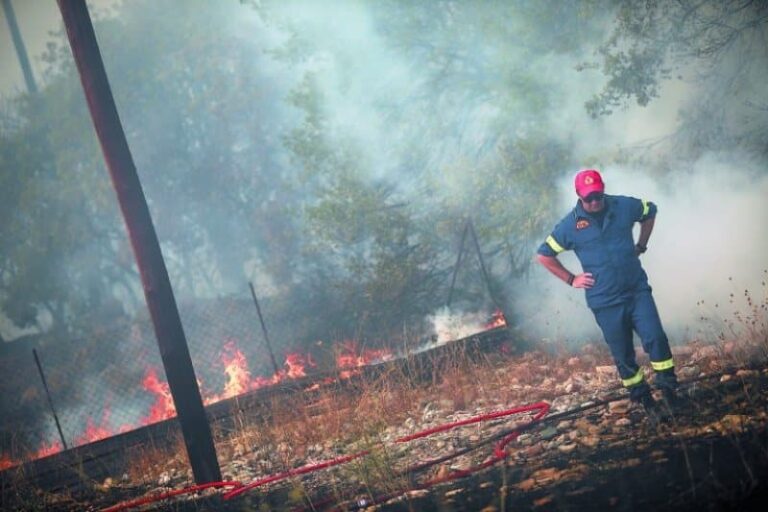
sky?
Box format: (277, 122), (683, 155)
(0, 0), (61, 96)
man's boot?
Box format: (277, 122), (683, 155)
(636, 393), (669, 426)
(660, 387), (689, 413)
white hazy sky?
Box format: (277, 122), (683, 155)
(0, 0), (63, 96)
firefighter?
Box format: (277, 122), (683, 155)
(536, 169), (680, 418)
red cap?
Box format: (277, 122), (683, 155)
(574, 169), (605, 198)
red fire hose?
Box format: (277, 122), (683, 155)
(102, 401), (550, 511)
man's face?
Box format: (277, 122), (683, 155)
(580, 191), (605, 213)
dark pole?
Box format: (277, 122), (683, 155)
(446, 221), (469, 308)
(32, 349), (68, 451)
(468, 219), (503, 312)
(56, 0), (220, 483)
(248, 281), (280, 375)
(2, 0), (38, 94)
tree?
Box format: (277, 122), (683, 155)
(586, 0), (768, 156)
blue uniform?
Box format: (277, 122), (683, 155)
(538, 194), (676, 400)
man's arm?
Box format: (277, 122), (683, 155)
(536, 254), (594, 288)
(635, 216), (655, 254)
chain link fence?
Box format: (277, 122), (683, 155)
(0, 289), (320, 470)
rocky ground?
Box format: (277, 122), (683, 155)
(4, 337), (768, 511)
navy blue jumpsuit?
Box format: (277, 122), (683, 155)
(537, 194), (677, 400)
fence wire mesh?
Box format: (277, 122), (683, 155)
(0, 289), (310, 470)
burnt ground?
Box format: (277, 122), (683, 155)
(213, 370), (768, 512)
(6, 365), (766, 512)
(2, 332), (767, 512)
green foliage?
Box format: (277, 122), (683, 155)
(586, 0), (768, 156)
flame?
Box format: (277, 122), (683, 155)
(336, 341), (393, 378)
(221, 340), (251, 397)
(141, 367), (176, 424)
(284, 352), (313, 379)
(34, 440), (63, 459)
(1, 453), (18, 470)
(75, 414), (113, 445)
(485, 309), (508, 329)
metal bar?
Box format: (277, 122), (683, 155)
(446, 221), (469, 308)
(248, 281), (280, 375)
(56, 0), (220, 483)
(1, 0), (38, 94)
(32, 348), (68, 451)
(468, 219), (502, 311)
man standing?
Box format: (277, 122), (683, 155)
(536, 169), (679, 416)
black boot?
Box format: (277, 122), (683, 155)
(660, 387), (689, 412)
(635, 393), (669, 426)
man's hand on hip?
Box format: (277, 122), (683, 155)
(572, 272), (594, 288)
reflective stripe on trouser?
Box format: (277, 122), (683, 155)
(592, 290), (676, 399)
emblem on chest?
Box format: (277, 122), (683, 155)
(576, 219), (590, 230)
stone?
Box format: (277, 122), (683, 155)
(518, 478), (536, 491)
(608, 399), (631, 414)
(517, 433), (533, 445)
(558, 443), (577, 454)
(678, 366), (699, 380)
(158, 471), (171, 486)
(615, 418), (631, 428)
(540, 426), (558, 440)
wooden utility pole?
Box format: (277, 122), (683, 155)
(56, 0), (221, 483)
(2, 0), (38, 93)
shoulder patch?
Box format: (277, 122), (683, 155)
(576, 219), (590, 230)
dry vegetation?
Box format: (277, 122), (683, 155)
(2, 279), (767, 511)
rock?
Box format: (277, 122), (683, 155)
(557, 420), (573, 431)
(736, 369), (758, 378)
(518, 478), (536, 491)
(534, 495), (554, 507)
(567, 357), (580, 367)
(720, 374), (732, 382)
(445, 488), (464, 497)
(614, 418), (631, 428)
(558, 443), (577, 454)
(596, 366), (617, 380)
(517, 433), (533, 445)
(540, 426), (558, 440)
(579, 435), (599, 448)
(608, 399), (631, 414)
(158, 471), (171, 486)
(531, 467), (560, 484)
(671, 345), (694, 356)
(678, 366), (699, 380)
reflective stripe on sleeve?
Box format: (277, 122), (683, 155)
(651, 358), (674, 371)
(641, 199), (650, 217)
(622, 368), (645, 387)
(545, 235), (565, 254)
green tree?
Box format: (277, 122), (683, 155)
(587, 0), (768, 156)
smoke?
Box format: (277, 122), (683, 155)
(516, 151), (768, 346)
